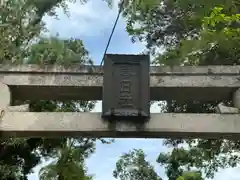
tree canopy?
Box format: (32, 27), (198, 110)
(1, 0), (240, 179)
(119, 0), (240, 179)
(113, 149), (162, 180)
(0, 0), (111, 179)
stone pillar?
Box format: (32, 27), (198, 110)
(215, 102), (239, 114)
(0, 83), (11, 109)
(233, 88), (240, 109)
(216, 88), (240, 114)
(0, 82), (29, 113)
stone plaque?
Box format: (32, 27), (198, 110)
(102, 54), (150, 121)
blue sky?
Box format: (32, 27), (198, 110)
(28, 0), (240, 179)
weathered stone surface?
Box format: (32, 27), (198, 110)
(1, 64), (240, 101)
(0, 83), (10, 109)
(233, 88), (240, 109)
(1, 64), (240, 75)
(7, 104), (29, 112)
(215, 103), (239, 114)
(1, 112), (240, 139)
(0, 83), (28, 123)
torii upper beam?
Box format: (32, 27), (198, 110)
(1, 64), (240, 101)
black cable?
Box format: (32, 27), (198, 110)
(100, 0), (125, 66)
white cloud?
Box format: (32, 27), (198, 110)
(42, 0), (145, 64)
(43, 0), (121, 38)
(207, 167), (240, 180)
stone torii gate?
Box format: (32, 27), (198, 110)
(1, 54), (240, 139)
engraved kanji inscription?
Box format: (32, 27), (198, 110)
(102, 54), (150, 120)
(118, 72), (134, 108)
(118, 94), (133, 108)
(116, 65), (138, 110)
(120, 65), (136, 77)
(120, 80), (132, 93)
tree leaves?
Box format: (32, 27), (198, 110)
(28, 37), (93, 66)
(0, 0), (106, 179)
(122, 0), (240, 179)
(39, 138), (94, 180)
(177, 171), (203, 180)
(113, 149), (162, 180)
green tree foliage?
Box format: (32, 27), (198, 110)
(113, 148), (204, 180)
(157, 147), (205, 180)
(39, 138), (95, 180)
(0, 0), (113, 64)
(113, 149), (162, 180)
(122, 0), (240, 179)
(176, 171), (203, 180)
(0, 0), (43, 64)
(0, 0), (112, 179)
(179, 6), (240, 65)
(28, 36), (93, 66)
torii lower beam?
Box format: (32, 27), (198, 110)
(1, 64), (240, 101)
(1, 112), (240, 139)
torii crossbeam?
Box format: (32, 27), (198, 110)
(1, 54), (240, 139)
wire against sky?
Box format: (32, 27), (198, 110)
(100, 0), (125, 66)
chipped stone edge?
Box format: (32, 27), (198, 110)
(216, 88), (240, 114)
(0, 82), (29, 121)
